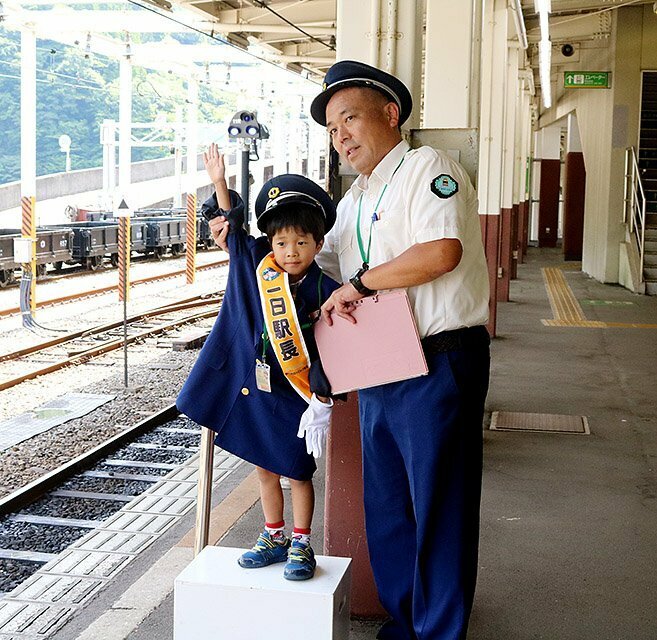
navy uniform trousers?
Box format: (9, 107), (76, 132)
(358, 328), (490, 640)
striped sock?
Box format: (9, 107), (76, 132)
(265, 521), (286, 543)
(292, 527), (311, 546)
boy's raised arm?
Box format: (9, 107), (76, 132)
(204, 142), (231, 210)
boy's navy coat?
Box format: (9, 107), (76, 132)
(177, 192), (339, 480)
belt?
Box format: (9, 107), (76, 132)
(421, 325), (490, 355)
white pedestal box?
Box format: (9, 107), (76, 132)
(174, 546), (352, 640)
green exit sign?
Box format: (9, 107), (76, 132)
(564, 71), (610, 88)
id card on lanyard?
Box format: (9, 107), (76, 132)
(255, 360), (272, 393)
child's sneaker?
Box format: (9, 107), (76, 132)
(238, 530), (290, 569)
(283, 539), (316, 581)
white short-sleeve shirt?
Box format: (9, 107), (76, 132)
(316, 140), (490, 338)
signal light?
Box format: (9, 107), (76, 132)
(227, 111), (269, 140)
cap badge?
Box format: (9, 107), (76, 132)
(322, 82), (327, 90)
(261, 267), (280, 281)
(268, 186), (281, 199)
(430, 174), (459, 199)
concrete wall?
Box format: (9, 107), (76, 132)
(640, 4), (657, 69)
(537, 7), (652, 285)
(0, 154), (206, 213)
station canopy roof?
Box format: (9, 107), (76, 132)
(0, 0), (335, 85)
(3, 0), (656, 95)
(168, 0), (336, 80)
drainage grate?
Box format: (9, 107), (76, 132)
(490, 411), (590, 434)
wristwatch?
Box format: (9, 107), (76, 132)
(349, 266), (377, 297)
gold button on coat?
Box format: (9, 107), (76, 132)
(241, 387), (249, 396)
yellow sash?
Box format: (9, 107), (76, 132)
(256, 253), (312, 403)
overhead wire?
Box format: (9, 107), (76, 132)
(0, 71), (105, 91)
(125, 0), (326, 80)
(250, 0), (335, 52)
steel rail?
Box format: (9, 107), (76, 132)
(0, 293), (222, 363)
(0, 306), (219, 392)
(0, 404), (179, 516)
(0, 258), (229, 318)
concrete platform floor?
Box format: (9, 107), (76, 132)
(55, 247), (657, 639)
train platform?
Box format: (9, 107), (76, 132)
(51, 246), (657, 640)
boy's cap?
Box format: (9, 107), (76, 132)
(255, 174), (336, 234)
(310, 59), (413, 127)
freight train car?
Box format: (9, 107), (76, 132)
(0, 228), (73, 287)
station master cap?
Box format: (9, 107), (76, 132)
(310, 60), (413, 127)
(255, 174), (337, 234)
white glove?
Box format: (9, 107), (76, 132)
(297, 394), (333, 458)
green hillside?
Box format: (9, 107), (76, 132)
(0, 27), (239, 184)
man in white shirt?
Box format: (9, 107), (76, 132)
(311, 60), (491, 640)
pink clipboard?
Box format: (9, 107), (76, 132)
(313, 290), (428, 394)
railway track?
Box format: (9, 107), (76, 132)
(0, 403), (243, 637)
(0, 405), (192, 594)
(0, 293), (224, 392)
(0, 258), (229, 319)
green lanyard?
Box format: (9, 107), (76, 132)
(356, 152), (408, 268)
(261, 272), (324, 362)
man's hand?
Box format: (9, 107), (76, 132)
(203, 143), (226, 185)
(320, 283), (365, 326)
(210, 217), (230, 252)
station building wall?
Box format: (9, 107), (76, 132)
(538, 7), (656, 287)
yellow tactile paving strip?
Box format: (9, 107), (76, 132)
(541, 267), (657, 329)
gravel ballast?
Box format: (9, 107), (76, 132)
(0, 519), (88, 553)
(0, 255), (226, 499)
(0, 558), (45, 594)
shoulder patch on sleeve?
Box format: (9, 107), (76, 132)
(430, 174), (459, 199)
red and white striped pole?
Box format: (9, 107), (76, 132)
(21, 195), (37, 314)
(186, 193), (197, 285)
(21, 29), (37, 316)
(118, 215), (131, 302)
(185, 76), (198, 285)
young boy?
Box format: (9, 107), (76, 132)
(177, 144), (338, 581)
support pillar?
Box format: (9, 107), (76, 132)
(20, 28), (37, 313)
(101, 119), (117, 212)
(563, 114), (585, 261)
(336, 0), (423, 130)
(423, 0), (477, 129)
(117, 56), (132, 299)
(512, 72), (531, 272)
(478, 0), (508, 335)
(272, 103), (288, 177)
(536, 124), (561, 248)
(498, 45), (519, 302)
(324, 397), (384, 617)
(510, 204), (519, 279)
(186, 77), (198, 284)
(173, 106), (184, 209)
(518, 196), (530, 261)
(118, 56), (132, 203)
(517, 78), (533, 264)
